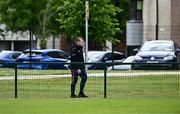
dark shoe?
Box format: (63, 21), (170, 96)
(78, 93), (88, 98)
(71, 94), (78, 98)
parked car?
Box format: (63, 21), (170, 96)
(87, 51), (125, 69)
(0, 51), (22, 68)
(65, 51), (125, 70)
(132, 40), (180, 70)
(17, 49), (69, 69)
(108, 56), (135, 70)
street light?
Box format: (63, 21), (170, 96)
(156, 0), (159, 40)
(29, 27), (32, 69)
(85, 0), (89, 71)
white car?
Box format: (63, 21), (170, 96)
(65, 51), (125, 69)
(108, 56), (135, 70)
(87, 51), (125, 69)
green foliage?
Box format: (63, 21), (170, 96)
(0, 28), (5, 39)
(56, 0), (121, 45)
(0, 0), (129, 48)
(0, 0), (39, 32)
(112, 0), (130, 43)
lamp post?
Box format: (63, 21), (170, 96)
(29, 27), (32, 69)
(156, 0), (159, 40)
(85, 0), (89, 71)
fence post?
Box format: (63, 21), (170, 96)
(104, 69), (107, 98)
(15, 63), (18, 98)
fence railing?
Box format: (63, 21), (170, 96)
(0, 62), (180, 99)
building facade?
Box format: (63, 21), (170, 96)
(127, 0), (180, 55)
(0, 24), (36, 51)
(0, 24), (61, 51)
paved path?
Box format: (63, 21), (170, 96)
(0, 71), (180, 80)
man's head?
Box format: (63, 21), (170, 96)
(75, 37), (84, 47)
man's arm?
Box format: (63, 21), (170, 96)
(70, 47), (77, 62)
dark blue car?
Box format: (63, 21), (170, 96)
(17, 49), (69, 69)
(132, 40), (180, 70)
(0, 51), (22, 68)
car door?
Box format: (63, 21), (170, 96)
(103, 53), (124, 62)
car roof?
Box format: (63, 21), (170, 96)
(88, 51), (123, 55)
(0, 50), (22, 54)
(145, 40), (174, 44)
(24, 49), (66, 54)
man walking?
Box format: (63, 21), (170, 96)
(70, 37), (88, 98)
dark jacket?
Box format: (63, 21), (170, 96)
(70, 44), (85, 70)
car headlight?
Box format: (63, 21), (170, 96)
(134, 56), (143, 61)
(163, 55), (174, 61)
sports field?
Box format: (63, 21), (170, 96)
(0, 99), (180, 114)
(0, 69), (180, 114)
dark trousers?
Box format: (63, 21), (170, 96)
(71, 69), (87, 95)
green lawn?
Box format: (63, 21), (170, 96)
(0, 99), (180, 114)
(0, 74), (179, 99)
(0, 70), (180, 114)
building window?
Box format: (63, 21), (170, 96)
(130, 0), (143, 20)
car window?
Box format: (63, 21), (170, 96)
(104, 53), (124, 61)
(114, 53), (125, 60)
(58, 52), (68, 59)
(47, 52), (59, 58)
(11, 53), (21, 59)
(103, 53), (113, 61)
(47, 51), (68, 59)
(24, 52), (42, 56)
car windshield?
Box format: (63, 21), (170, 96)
(0, 52), (10, 58)
(140, 42), (173, 52)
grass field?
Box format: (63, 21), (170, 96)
(0, 69), (180, 114)
(0, 99), (180, 114)
(0, 73), (179, 98)
(1, 68), (179, 76)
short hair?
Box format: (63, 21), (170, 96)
(74, 37), (84, 43)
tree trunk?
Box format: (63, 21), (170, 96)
(39, 38), (47, 49)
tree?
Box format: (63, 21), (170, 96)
(0, 0), (61, 49)
(56, 0), (121, 46)
(0, 28), (5, 39)
(112, 0), (130, 43)
(0, 0), (38, 32)
(37, 0), (62, 49)
(37, 0), (55, 49)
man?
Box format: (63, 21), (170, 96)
(70, 37), (88, 98)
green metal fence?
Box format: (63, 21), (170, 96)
(0, 62), (180, 99)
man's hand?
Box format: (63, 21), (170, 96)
(77, 69), (81, 74)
